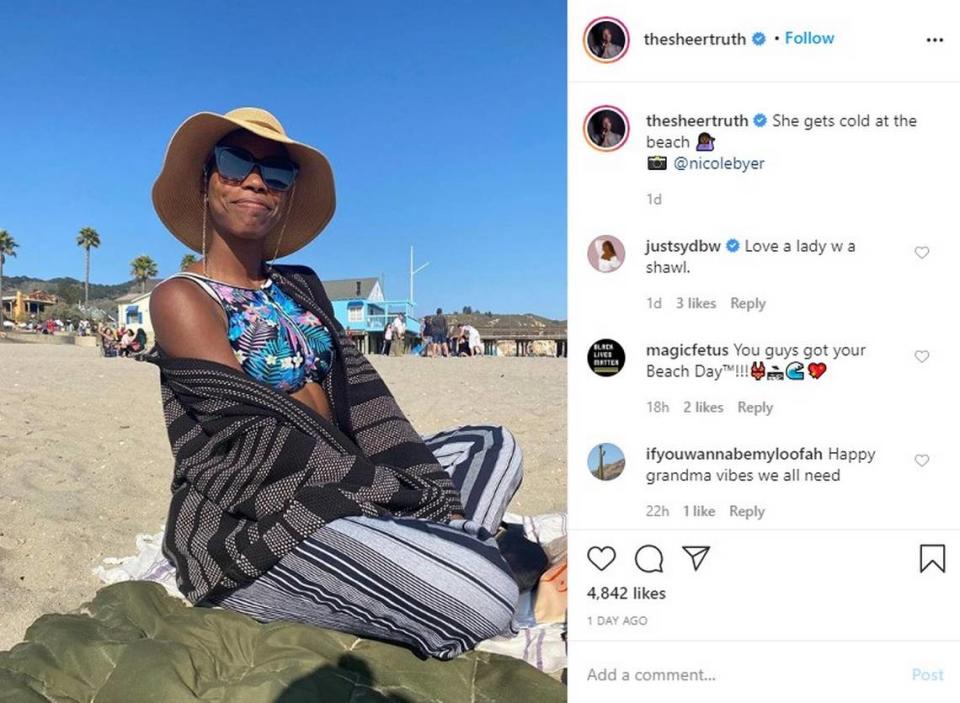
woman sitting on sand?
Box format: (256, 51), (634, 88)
(146, 108), (523, 660)
(118, 328), (136, 357)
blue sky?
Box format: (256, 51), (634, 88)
(0, 2), (565, 318)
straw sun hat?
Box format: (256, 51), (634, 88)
(152, 107), (336, 260)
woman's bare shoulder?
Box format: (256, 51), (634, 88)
(150, 277), (218, 323)
(150, 278), (238, 368)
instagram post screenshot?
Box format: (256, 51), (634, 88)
(1, 1), (957, 701)
(0, 3), (567, 701)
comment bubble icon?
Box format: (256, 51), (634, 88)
(635, 545), (665, 573)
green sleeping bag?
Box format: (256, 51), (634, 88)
(0, 582), (565, 702)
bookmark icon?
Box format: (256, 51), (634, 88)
(920, 544), (946, 574)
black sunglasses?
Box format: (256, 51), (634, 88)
(209, 145), (299, 192)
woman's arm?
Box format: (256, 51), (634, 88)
(150, 279), (243, 371)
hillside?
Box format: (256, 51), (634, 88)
(1, 276), (159, 305)
(592, 458), (626, 481)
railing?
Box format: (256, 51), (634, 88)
(460, 328), (568, 339)
(347, 300), (419, 334)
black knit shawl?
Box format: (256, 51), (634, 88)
(145, 264), (462, 603)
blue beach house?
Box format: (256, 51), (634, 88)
(322, 277), (417, 354)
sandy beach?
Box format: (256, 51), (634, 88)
(0, 341), (566, 651)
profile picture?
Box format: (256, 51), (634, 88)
(587, 236), (624, 273)
(583, 106), (629, 151)
(588, 443), (625, 481)
(588, 339), (625, 377)
(583, 17), (629, 62)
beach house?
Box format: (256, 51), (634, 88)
(1, 290), (59, 324)
(114, 283), (160, 342)
(323, 277), (417, 354)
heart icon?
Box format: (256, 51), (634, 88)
(587, 546), (617, 571)
(915, 246), (930, 259)
(915, 350), (930, 363)
(808, 362), (827, 379)
(915, 454), (930, 467)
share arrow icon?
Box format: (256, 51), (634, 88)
(682, 546), (711, 572)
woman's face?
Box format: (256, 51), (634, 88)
(601, 116), (613, 130)
(206, 131), (290, 243)
(602, 28), (613, 43)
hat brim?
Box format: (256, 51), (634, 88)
(152, 112), (335, 259)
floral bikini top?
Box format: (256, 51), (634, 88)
(167, 272), (335, 393)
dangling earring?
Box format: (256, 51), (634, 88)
(272, 184), (296, 263)
(202, 188), (208, 277)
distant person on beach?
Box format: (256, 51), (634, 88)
(447, 328), (458, 356)
(382, 320), (393, 355)
(98, 325), (117, 357)
(119, 329), (135, 357)
(420, 315), (432, 357)
(462, 323), (483, 356)
(455, 324), (472, 356)
(145, 107), (522, 660)
(389, 313), (405, 356)
(131, 327), (147, 355)
(431, 308), (448, 358)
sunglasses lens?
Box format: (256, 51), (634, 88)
(259, 158), (298, 191)
(215, 147), (255, 182)
(214, 147), (297, 191)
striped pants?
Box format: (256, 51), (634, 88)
(211, 425), (523, 660)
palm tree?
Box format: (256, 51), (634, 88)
(130, 255), (159, 293)
(180, 254), (198, 271)
(76, 227), (100, 306)
(0, 230), (19, 326)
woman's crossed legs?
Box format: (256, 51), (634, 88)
(212, 425), (523, 659)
